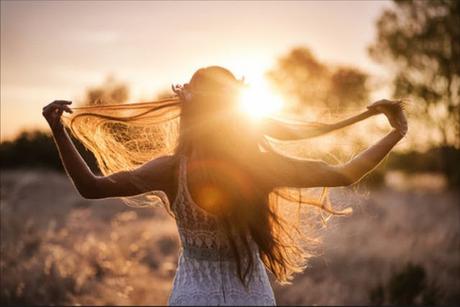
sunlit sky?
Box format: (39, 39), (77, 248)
(1, 0), (392, 140)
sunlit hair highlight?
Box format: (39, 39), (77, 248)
(62, 66), (354, 285)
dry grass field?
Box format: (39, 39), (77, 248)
(1, 170), (459, 305)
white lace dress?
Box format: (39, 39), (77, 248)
(168, 156), (276, 306)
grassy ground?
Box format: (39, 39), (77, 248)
(1, 170), (459, 305)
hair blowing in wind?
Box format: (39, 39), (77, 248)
(56, 66), (406, 288)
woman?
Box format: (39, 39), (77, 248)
(42, 66), (407, 305)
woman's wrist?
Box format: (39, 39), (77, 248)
(390, 128), (405, 139)
(51, 122), (66, 137)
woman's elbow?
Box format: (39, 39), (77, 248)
(77, 187), (101, 199)
(74, 180), (105, 199)
(331, 167), (360, 187)
(338, 172), (371, 187)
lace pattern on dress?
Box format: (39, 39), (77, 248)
(167, 155), (276, 306)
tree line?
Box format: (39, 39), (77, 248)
(1, 0), (459, 187)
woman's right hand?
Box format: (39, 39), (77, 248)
(367, 99), (408, 137)
(42, 100), (73, 131)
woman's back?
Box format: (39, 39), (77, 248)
(45, 66), (407, 306)
(168, 155), (276, 306)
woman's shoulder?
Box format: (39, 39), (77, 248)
(132, 155), (180, 190)
(151, 154), (180, 164)
(141, 155), (182, 199)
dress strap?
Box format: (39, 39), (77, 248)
(179, 155), (190, 196)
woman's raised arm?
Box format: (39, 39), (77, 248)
(43, 100), (175, 199)
(265, 100), (408, 188)
(261, 109), (376, 141)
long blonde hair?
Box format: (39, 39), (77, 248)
(63, 66), (357, 285)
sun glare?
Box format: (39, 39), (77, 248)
(239, 77), (283, 119)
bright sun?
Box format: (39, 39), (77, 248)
(239, 77), (283, 119)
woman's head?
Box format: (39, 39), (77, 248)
(189, 66), (241, 96)
(176, 66), (259, 158)
(184, 66), (242, 116)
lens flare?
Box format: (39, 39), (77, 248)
(239, 77), (283, 119)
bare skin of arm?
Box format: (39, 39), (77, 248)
(265, 99), (408, 188)
(43, 99), (406, 199)
(42, 100), (176, 199)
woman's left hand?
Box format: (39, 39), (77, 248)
(367, 99), (408, 137)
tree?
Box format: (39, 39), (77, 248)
(369, 0), (460, 147)
(84, 75), (130, 106)
(267, 47), (370, 114)
(266, 47), (372, 164)
(0, 130), (62, 170)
